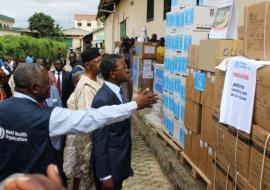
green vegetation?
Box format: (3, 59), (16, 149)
(0, 35), (67, 61)
(28, 12), (64, 39)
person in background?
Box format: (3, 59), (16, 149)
(46, 73), (63, 108)
(69, 52), (79, 69)
(36, 57), (63, 107)
(150, 33), (158, 43)
(0, 69), (12, 101)
(114, 42), (121, 54)
(25, 51), (34, 64)
(91, 54), (133, 190)
(52, 58), (73, 107)
(4, 55), (14, 74)
(69, 52), (85, 83)
(156, 37), (165, 64)
(0, 57), (11, 76)
(0, 63), (158, 183)
(120, 36), (132, 69)
(56, 48), (63, 60)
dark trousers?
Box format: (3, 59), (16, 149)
(94, 174), (123, 190)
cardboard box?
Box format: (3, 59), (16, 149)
(183, 31), (209, 54)
(236, 174), (256, 190)
(238, 26), (244, 40)
(244, 2), (270, 60)
(188, 45), (199, 69)
(135, 42), (157, 59)
(213, 58), (226, 114)
(198, 40), (244, 72)
(254, 66), (270, 131)
(190, 134), (201, 166)
(249, 125), (270, 190)
(184, 129), (193, 158)
(186, 68), (201, 103)
(206, 146), (214, 182)
(201, 106), (216, 147)
(200, 72), (215, 108)
(184, 6), (216, 31)
(198, 139), (208, 175)
(212, 114), (228, 155)
(184, 98), (202, 134)
(225, 127), (251, 178)
(214, 159), (234, 190)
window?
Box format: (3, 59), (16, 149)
(147, 0), (154, 22)
(120, 21), (126, 40)
(164, 0), (171, 20)
(87, 22), (91, 27)
(78, 22), (82, 26)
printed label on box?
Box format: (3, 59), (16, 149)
(154, 67), (164, 94)
(184, 36), (192, 52)
(143, 60), (152, 71)
(194, 72), (206, 91)
(132, 62), (138, 81)
(184, 8), (194, 26)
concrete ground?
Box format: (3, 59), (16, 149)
(122, 126), (175, 190)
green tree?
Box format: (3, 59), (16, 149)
(28, 12), (64, 39)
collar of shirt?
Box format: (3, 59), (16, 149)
(13, 91), (37, 103)
(55, 70), (62, 76)
(104, 81), (122, 103)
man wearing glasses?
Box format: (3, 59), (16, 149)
(91, 54), (135, 190)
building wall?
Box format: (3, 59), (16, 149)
(0, 29), (20, 36)
(74, 19), (103, 31)
(92, 29), (105, 48)
(104, 0), (166, 53)
(0, 19), (14, 29)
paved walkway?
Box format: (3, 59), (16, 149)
(122, 126), (175, 190)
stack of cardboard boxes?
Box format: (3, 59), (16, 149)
(133, 42), (166, 126)
(162, 0), (218, 149)
(184, 39), (244, 183)
(183, 1), (270, 189)
(132, 42), (157, 93)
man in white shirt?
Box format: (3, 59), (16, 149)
(0, 63), (158, 183)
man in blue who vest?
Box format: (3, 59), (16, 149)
(0, 63), (158, 182)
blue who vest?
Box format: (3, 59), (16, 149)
(0, 97), (56, 181)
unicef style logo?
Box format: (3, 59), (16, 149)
(0, 127), (5, 139)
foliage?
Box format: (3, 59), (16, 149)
(0, 35), (67, 61)
(28, 12), (64, 38)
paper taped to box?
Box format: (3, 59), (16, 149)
(217, 57), (268, 133)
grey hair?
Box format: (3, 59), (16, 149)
(14, 63), (44, 89)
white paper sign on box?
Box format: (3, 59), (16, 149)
(209, 0), (237, 39)
(217, 56), (268, 133)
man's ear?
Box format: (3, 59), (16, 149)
(110, 71), (116, 79)
(30, 83), (39, 95)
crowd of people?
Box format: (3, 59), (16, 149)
(0, 46), (159, 190)
(0, 32), (165, 190)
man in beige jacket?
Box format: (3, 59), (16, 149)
(65, 48), (103, 190)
